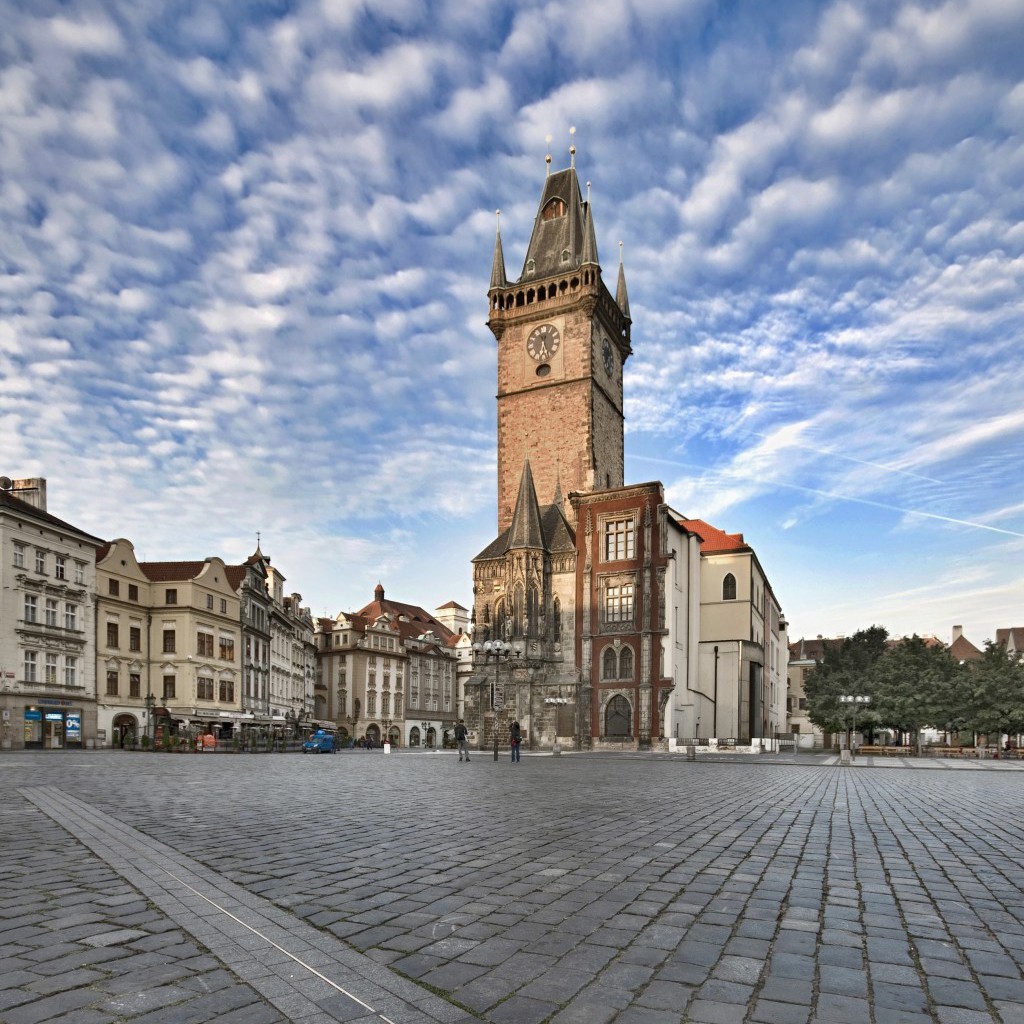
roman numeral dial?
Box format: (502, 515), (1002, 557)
(526, 323), (560, 361)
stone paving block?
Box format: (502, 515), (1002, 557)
(750, 997), (811, 1024)
(484, 994), (558, 1024)
(927, 976), (989, 1010)
(685, 997), (748, 1023)
(870, 980), (929, 1012)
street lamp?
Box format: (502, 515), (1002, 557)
(839, 695), (870, 757)
(474, 640), (512, 761)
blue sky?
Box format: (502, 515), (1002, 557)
(2, 0), (1022, 647)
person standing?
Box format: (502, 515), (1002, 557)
(510, 720), (522, 762)
(455, 719), (470, 762)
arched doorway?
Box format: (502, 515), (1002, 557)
(365, 724), (381, 746)
(387, 726), (401, 747)
(409, 726), (421, 747)
(605, 695), (631, 737)
(112, 713), (139, 748)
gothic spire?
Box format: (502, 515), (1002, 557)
(581, 181), (599, 267)
(616, 241), (631, 321)
(489, 210), (507, 290)
(506, 459), (545, 552)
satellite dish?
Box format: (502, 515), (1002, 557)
(0, 477), (12, 491)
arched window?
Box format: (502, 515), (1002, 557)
(542, 197), (566, 220)
(602, 647), (617, 680)
(619, 646), (634, 680)
(606, 695), (631, 737)
(512, 584), (525, 637)
(552, 597), (561, 643)
(527, 585), (539, 636)
(723, 573), (737, 601)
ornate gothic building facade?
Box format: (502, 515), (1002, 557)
(466, 159), (686, 751)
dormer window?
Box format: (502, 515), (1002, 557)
(542, 197), (566, 221)
(561, 249), (571, 264)
(525, 258), (535, 275)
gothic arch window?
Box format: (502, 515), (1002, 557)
(526, 258), (536, 274)
(527, 585), (539, 636)
(560, 248), (571, 264)
(619, 645), (634, 680)
(606, 694), (631, 737)
(513, 583), (526, 637)
(602, 647), (617, 680)
(552, 597), (561, 643)
(723, 573), (737, 601)
(542, 197), (566, 220)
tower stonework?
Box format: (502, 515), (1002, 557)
(487, 167), (631, 533)
(470, 159), (652, 753)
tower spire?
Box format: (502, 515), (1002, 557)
(616, 240), (631, 321)
(581, 182), (599, 267)
(490, 210), (507, 290)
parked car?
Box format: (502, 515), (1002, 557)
(302, 729), (336, 754)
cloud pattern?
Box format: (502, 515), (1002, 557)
(1, 0), (1021, 642)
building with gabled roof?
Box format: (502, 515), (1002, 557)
(315, 584), (458, 748)
(995, 627), (1024, 658)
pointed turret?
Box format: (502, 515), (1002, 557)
(506, 460), (545, 552)
(581, 196), (599, 268)
(616, 246), (631, 322)
(489, 212), (507, 290)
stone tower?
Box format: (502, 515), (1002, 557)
(487, 162), (632, 532)
(468, 156), (635, 752)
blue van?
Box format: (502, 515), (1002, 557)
(302, 729), (336, 754)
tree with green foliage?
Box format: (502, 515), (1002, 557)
(804, 626), (888, 739)
(869, 636), (962, 751)
(962, 641), (1024, 742)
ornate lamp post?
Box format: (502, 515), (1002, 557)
(475, 640), (512, 761)
(839, 694), (870, 757)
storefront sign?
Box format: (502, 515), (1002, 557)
(66, 714), (81, 741)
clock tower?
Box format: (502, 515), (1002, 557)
(487, 161), (632, 533)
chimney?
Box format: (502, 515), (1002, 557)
(11, 477), (47, 510)
(952, 624), (963, 643)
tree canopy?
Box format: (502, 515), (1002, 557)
(802, 627), (1024, 745)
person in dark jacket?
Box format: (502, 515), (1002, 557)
(455, 719), (470, 762)
(510, 721), (522, 762)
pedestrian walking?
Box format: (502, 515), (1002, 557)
(455, 719), (470, 762)
(510, 720), (522, 762)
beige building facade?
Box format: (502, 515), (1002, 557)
(0, 477), (102, 750)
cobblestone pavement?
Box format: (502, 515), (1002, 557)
(3, 750), (1024, 1024)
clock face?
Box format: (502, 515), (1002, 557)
(602, 337), (614, 376)
(526, 324), (560, 362)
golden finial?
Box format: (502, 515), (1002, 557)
(619, 240), (624, 264)
(545, 134), (552, 176)
(569, 125), (576, 168)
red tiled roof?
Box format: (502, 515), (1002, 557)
(139, 560), (208, 582)
(949, 634), (983, 661)
(678, 518), (749, 553)
(996, 627), (1024, 650)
